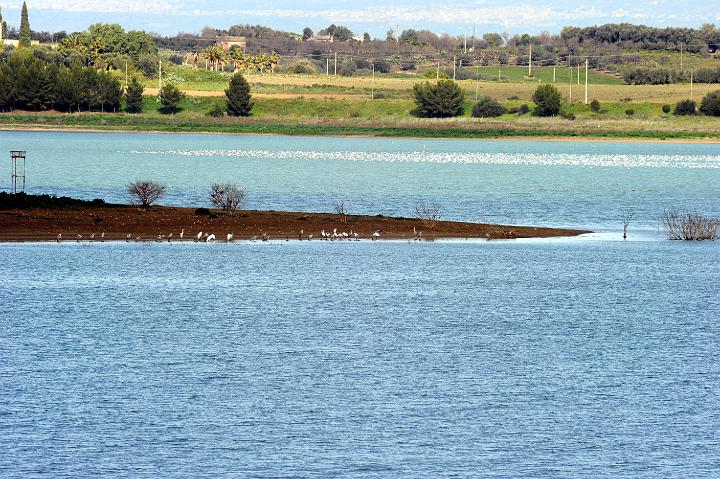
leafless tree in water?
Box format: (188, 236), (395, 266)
(416, 200), (442, 230)
(127, 180), (166, 208)
(622, 211), (635, 239)
(334, 200), (348, 223)
(660, 208), (720, 241)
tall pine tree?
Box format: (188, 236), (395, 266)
(225, 73), (253, 116)
(18, 1), (31, 48)
(124, 77), (145, 113)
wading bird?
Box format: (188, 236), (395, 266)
(89, 233), (95, 242)
(195, 231), (203, 242)
(206, 234), (216, 243)
(100, 232), (105, 242)
(76, 234), (82, 243)
(227, 233), (233, 242)
(57, 234), (62, 243)
(167, 234), (173, 242)
(179, 229), (184, 240)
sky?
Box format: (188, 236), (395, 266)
(0, 0), (717, 37)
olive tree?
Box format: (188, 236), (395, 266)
(128, 180), (166, 208)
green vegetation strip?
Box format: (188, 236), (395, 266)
(1, 114), (718, 140)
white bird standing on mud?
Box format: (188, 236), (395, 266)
(179, 229), (184, 240)
(100, 232), (105, 242)
(206, 234), (216, 243)
(57, 234), (62, 243)
(227, 233), (234, 242)
(195, 231), (203, 242)
(126, 234), (131, 242)
(76, 234), (82, 243)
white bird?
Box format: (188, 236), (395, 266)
(250, 235), (257, 242)
(320, 230), (326, 239)
(206, 234), (216, 243)
(167, 234), (173, 242)
(126, 234), (131, 242)
(179, 229), (184, 240)
(261, 233), (269, 242)
(342, 232), (349, 239)
(100, 232), (105, 242)
(89, 233), (95, 242)
(372, 230), (381, 240)
(227, 233), (234, 242)
(195, 231), (203, 242)
(308, 234), (313, 241)
(76, 234), (82, 242)
(56, 233), (62, 243)
(353, 232), (359, 240)
(156, 234), (163, 242)
(135, 236), (141, 242)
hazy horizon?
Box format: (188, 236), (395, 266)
(0, 0), (717, 37)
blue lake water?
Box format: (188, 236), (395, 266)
(1, 130), (719, 232)
(1, 131), (720, 477)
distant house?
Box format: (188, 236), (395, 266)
(216, 36), (246, 52)
(1, 39), (41, 48)
(311, 34), (334, 43)
(352, 35), (365, 43)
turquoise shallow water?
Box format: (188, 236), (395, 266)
(1, 131), (718, 232)
(1, 132), (719, 477)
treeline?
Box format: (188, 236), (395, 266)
(623, 67), (720, 85)
(0, 52), (123, 112)
(561, 23), (720, 53)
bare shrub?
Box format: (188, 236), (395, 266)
(209, 183), (247, 212)
(416, 201), (442, 229)
(660, 208), (719, 241)
(334, 200), (348, 223)
(127, 180), (166, 208)
(622, 211), (635, 239)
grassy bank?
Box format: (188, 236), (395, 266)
(2, 87), (720, 140)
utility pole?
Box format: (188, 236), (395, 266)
(334, 52), (337, 75)
(690, 68), (694, 100)
(680, 43), (684, 70)
(158, 60), (162, 101)
(584, 58), (589, 104)
(326, 58), (329, 76)
(464, 36), (467, 53)
(498, 67), (501, 82)
(553, 66), (556, 83)
(577, 64), (580, 85)
(371, 63), (375, 100)
(472, 22), (476, 50)
(528, 45), (532, 76)
(569, 66), (572, 102)
(475, 64), (480, 101)
(453, 56), (456, 80)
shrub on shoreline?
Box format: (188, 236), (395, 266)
(699, 90), (720, 116)
(673, 99), (696, 116)
(532, 84), (562, 117)
(411, 80), (465, 118)
(471, 96), (506, 118)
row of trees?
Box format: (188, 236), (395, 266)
(199, 45), (279, 73)
(411, 81), (562, 118)
(623, 67), (720, 85)
(0, 52), (124, 112)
